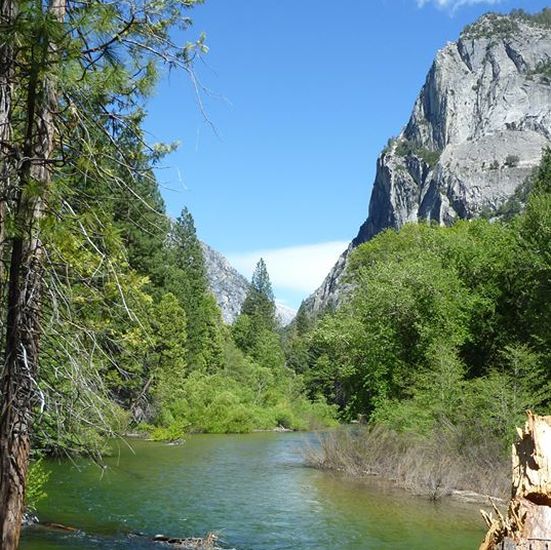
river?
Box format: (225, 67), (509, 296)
(21, 432), (485, 549)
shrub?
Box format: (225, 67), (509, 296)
(505, 154), (520, 168)
(395, 138), (441, 167)
(511, 8), (551, 29)
(463, 14), (520, 39)
(305, 424), (509, 500)
(529, 60), (551, 82)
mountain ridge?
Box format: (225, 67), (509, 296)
(303, 9), (551, 317)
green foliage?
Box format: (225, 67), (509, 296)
(293, 150), (551, 451)
(394, 138), (441, 167)
(488, 174), (533, 220)
(463, 9), (551, 41)
(505, 154), (520, 168)
(240, 258), (276, 329)
(462, 13), (520, 39)
(144, 341), (337, 435)
(529, 60), (551, 83)
(381, 137), (397, 156)
(162, 208), (223, 371)
(233, 258), (278, 357)
(511, 8), (551, 29)
(149, 293), (188, 416)
(26, 460), (50, 512)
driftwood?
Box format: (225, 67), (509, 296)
(480, 411), (551, 550)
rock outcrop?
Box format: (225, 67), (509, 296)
(304, 10), (551, 316)
(201, 242), (250, 324)
(201, 243), (296, 325)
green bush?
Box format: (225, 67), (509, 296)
(144, 352), (337, 439)
(395, 138), (441, 167)
(463, 14), (520, 39)
(505, 154), (520, 168)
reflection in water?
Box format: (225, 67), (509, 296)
(21, 432), (485, 550)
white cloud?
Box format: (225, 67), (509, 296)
(417, 0), (503, 10)
(227, 241), (349, 295)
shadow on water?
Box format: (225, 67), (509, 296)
(20, 432), (486, 550)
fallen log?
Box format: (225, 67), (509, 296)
(480, 411), (551, 550)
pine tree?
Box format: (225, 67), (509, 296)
(150, 293), (188, 421)
(164, 208), (223, 371)
(0, 0), (206, 544)
(234, 258), (279, 359)
(241, 258), (276, 330)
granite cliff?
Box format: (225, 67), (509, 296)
(304, 10), (551, 316)
(201, 242), (250, 324)
(201, 243), (296, 325)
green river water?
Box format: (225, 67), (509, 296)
(20, 432), (486, 549)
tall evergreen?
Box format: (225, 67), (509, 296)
(241, 258), (276, 330)
(233, 258), (279, 358)
(165, 208), (223, 370)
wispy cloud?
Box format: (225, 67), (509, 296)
(227, 241), (349, 295)
(417, 0), (503, 10)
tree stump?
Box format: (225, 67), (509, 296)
(480, 412), (551, 550)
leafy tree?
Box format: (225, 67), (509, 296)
(300, 179), (551, 440)
(149, 293), (188, 424)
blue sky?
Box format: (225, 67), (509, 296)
(144, 0), (548, 309)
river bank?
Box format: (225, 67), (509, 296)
(304, 426), (509, 502)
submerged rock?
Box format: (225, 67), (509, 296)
(152, 532), (221, 549)
(21, 512), (38, 527)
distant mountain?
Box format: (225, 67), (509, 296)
(304, 9), (551, 316)
(201, 243), (296, 326)
(274, 302), (298, 327)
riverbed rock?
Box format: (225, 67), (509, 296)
(303, 10), (551, 317)
(152, 532), (220, 549)
(21, 513), (38, 527)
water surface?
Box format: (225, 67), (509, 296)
(21, 432), (485, 549)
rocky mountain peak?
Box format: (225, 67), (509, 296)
(304, 9), (551, 317)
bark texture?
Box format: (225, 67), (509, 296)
(0, 0), (65, 547)
(0, 0), (15, 291)
(480, 412), (551, 550)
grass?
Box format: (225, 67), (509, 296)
(304, 424), (509, 501)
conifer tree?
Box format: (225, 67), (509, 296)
(234, 258), (279, 358)
(165, 208), (223, 370)
(0, 0), (206, 544)
(241, 258), (276, 330)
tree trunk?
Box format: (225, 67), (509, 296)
(0, 0), (15, 298)
(0, 1), (65, 547)
(480, 412), (551, 550)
